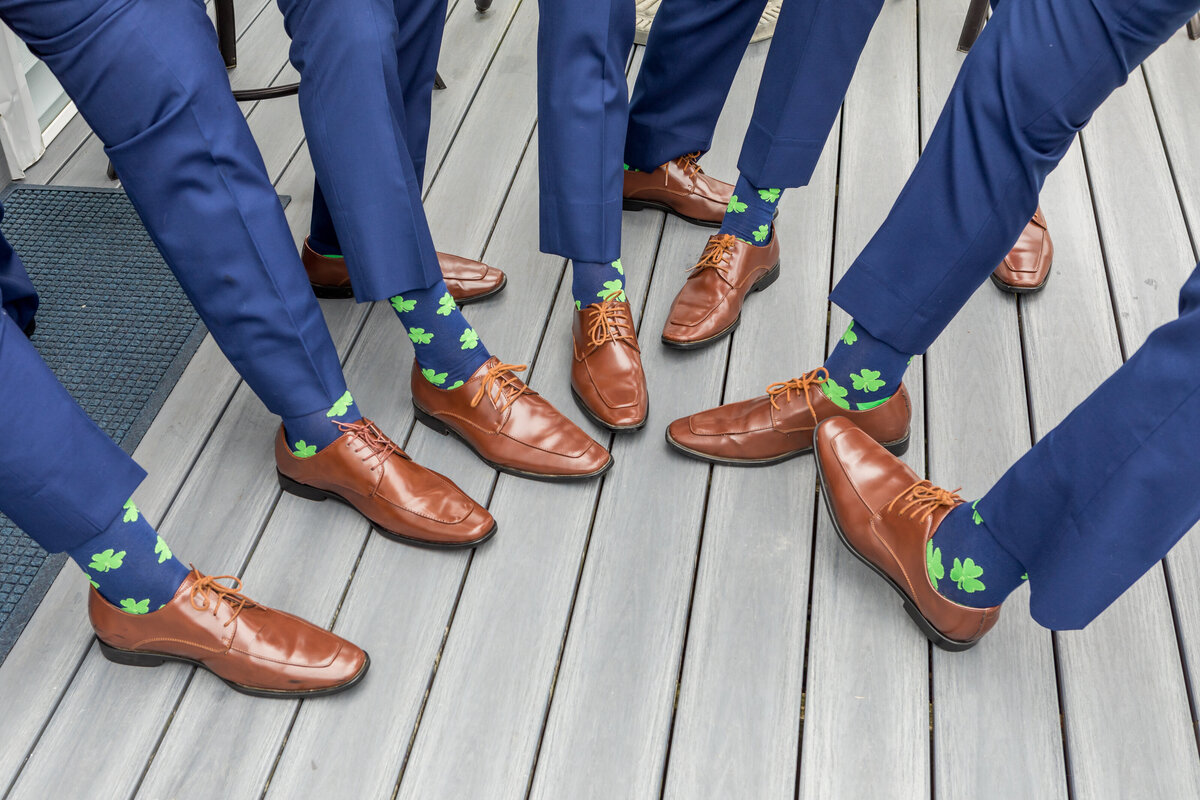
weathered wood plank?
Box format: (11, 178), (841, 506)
(915, 2), (1068, 797)
(798, 1), (929, 796)
(522, 43), (773, 800)
(659, 50), (836, 800)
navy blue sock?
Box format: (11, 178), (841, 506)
(68, 500), (190, 614)
(308, 183), (342, 256)
(926, 502), (1027, 608)
(570, 258), (627, 310)
(718, 174), (781, 245)
(391, 280), (491, 389)
(821, 320), (913, 410)
(281, 390), (363, 458)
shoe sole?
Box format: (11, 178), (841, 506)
(660, 261), (780, 351)
(811, 438), (978, 652)
(277, 472), (497, 549)
(97, 639), (371, 698)
(989, 260), (1051, 295)
(412, 402), (615, 482)
(622, 198), (722, 228)
(665, 426), (910, 466)
(310, 273), (508, 306)
(570, 386), (649, 432)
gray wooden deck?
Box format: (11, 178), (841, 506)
(3, 0), (1200, 797)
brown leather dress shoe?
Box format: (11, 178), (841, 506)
(412, 357), (613, 480)
(991, 207), (1053, 294)
(300, 238), (508, 305)
(661, 232), (781, 349)
(571, 296), (648, 430)
(622, 152), (733, 228)
(91, 569), (369, 697)
(275, 418), (496, 548)
(667, 368), (910, 465)
(813, 417), (1001, 651)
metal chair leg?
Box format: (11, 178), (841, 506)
(1189, 13), (1200, 40)
(434, 71), (446, 90)
(957, 0), (990, 53)
(214, 0), (237, 68)
(475, 0), (493, 11)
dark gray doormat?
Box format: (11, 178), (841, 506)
(0, 185), (288, 664)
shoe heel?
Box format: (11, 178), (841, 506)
(753, 262), (781, 292)
(97, 639), (166, 667)
(413, 403), (450, 436)
(883, 434), (910, 457)
(277, 471), (328, 502)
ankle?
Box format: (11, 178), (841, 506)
(927, 503), (1025, 608)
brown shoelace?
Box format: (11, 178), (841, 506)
(689, 234), (738, 279)
(674, 151), (705, 177)
(765, 368), (830, 425)
(585, 291), (639, 350)
(471, 361), (534, 413)
(189, 572), (257, 627)
(335, 418), (408, 470)
(886, 481), (964, 523)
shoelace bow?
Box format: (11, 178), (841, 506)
(586, 290), (638, 349)
(189, 572), (257, 627)
(765, 368), (830, 424)
(689, 234), (738, 278)
(674, 151), (705, 177)
(471, 361), (534, 413)
(886, 481), (964, 523)
(335, 418), (408, 470)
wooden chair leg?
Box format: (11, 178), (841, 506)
(958, 0), (990, 53)
(1188, 13), (1200, 40)
(214, 0), (237, 69)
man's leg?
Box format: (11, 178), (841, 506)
(807, 0), (1200, 649)
(282, 0), (612, 475)
(658, 0), (886, 349)
(624, 0), (766, 171)
(534, 0), (648, 432)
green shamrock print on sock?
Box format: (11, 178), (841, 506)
(122, 499), (139, 523)
(950, 557), (986, 593)
(448, 380), (465, 390)
(758, 187), (781, 203)
(422, 368), (448, 386)
(437, 292), (457, 316)
(120, 598), (151, 615)
(460, 328), (480, 350)
(409, 327), (434, 345)
(850, 369), (885, 393)
(752, 224), (770, 243)
(89, 549), (125, 573)
(155, 535), (172, 564)
(727, 195), (748, 214)
(575, 300), (582, 310)
(1021, 573), (1028, 581)
(821, 378), (851, 410)
(612, 258), (624, 275)
(292, 440), (317, 458)
(926, 542), (945, 590)
(599, 279), (626, 302)
(326, 390), (354, 418)
(841, 322), (858, 346)
(89, 578), (99, 589)
(390, 295), (416, 313)
(971, 500), (983, 526)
